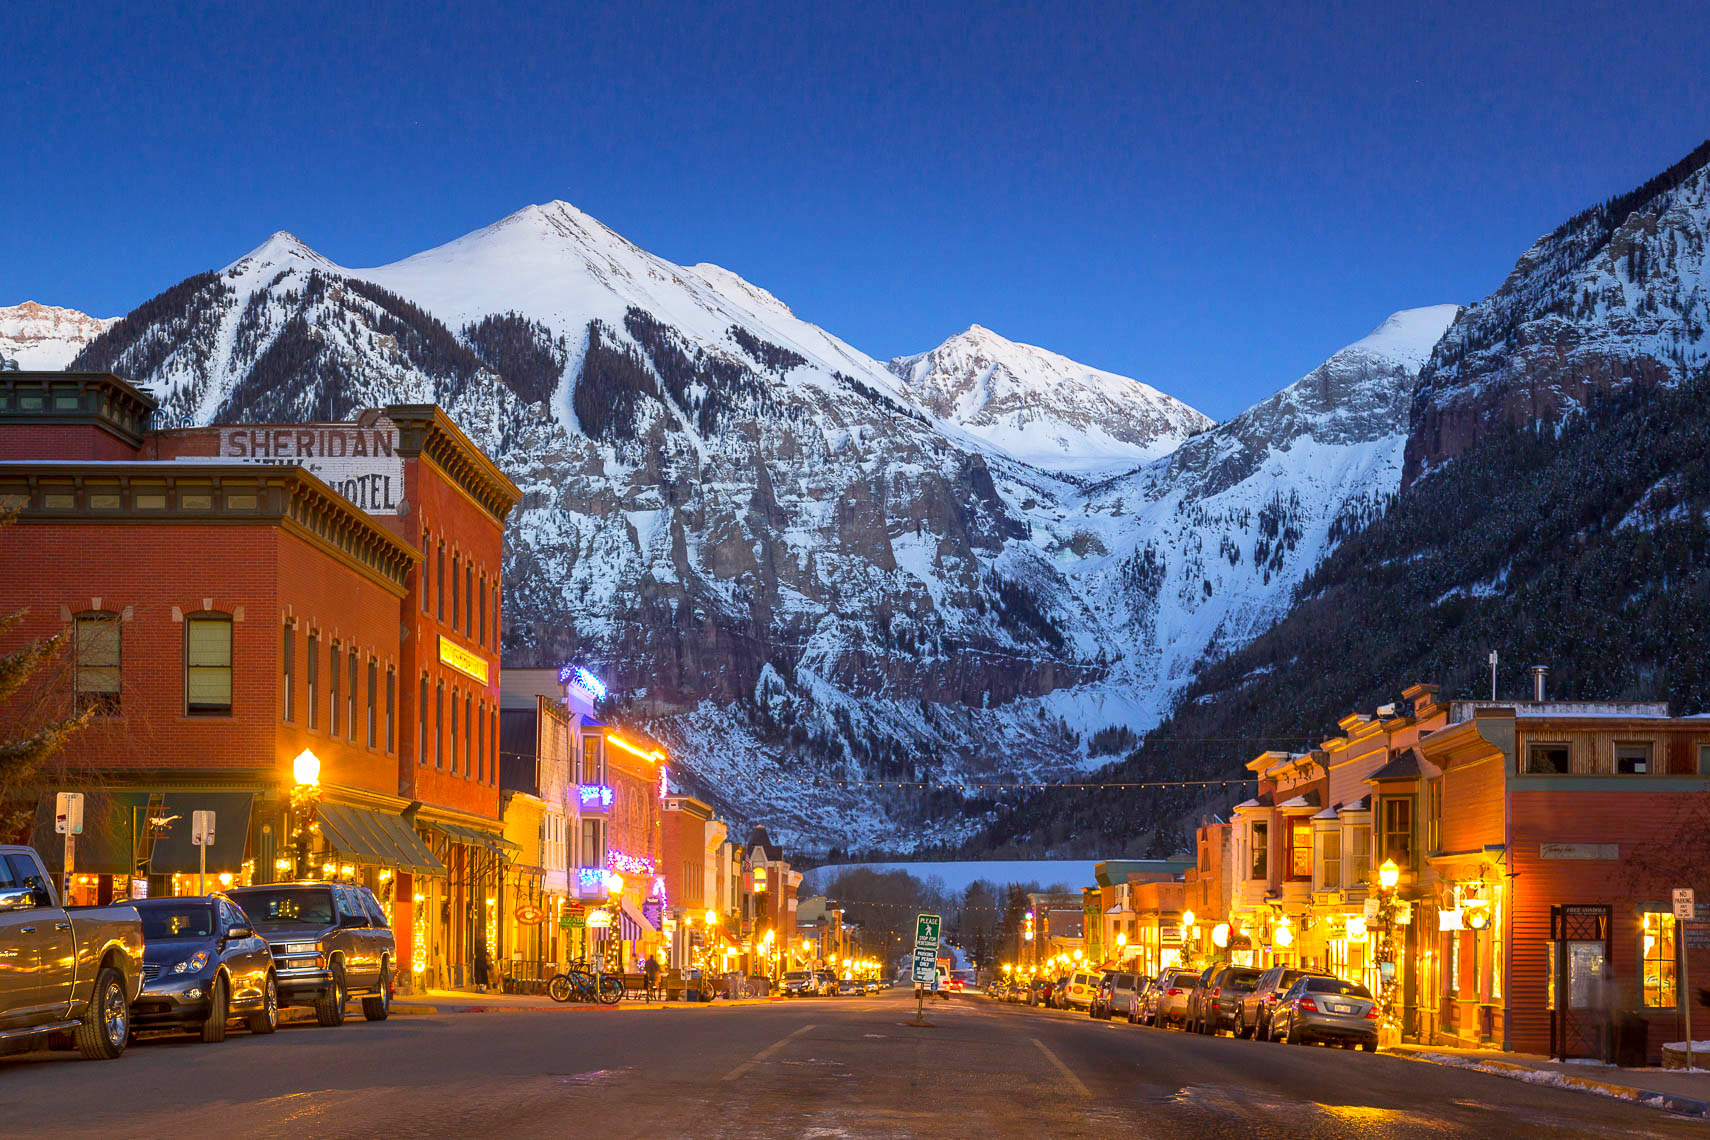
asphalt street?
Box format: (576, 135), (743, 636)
(0, 990), (1698, 1138)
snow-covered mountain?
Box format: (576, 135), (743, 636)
(0, 302), (118, 369)
(66, 200), (1456, 852)
(887, 325), (1213, 476)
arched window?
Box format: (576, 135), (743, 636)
(74, 611), (121, 715)
(185, 612), (233, 716)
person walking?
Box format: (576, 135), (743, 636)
(644, 954), (661, 1002)
(473, 941), (491, 994)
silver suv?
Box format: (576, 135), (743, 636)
(228, 882), (395, 1026)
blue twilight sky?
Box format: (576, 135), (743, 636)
(6, 1), (1707, 420)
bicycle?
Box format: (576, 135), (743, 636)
(546, 961), (624, 1005)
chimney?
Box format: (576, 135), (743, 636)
(1530, 665), (1548, 702)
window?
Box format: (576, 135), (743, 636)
(479, 575), (487, 646)
(1249, 821), (1268, 880)
(1615, 743), (1651, 775)
(463, 693), (473, 779)
(452, 553), (460, 629)
(385, 667), (396, 753)
(281, 622), (294, 722)
(418, 676), (428, 765)
(1318, 828), (1341, 891)
(329, 640), (341, 736)
(1528, 743), (1570, 774)
(1446, 932), (1460, 997)
(1641, 911), (1677, 1007)
(465, 563), (474, 636)
(366, 659), (378, 747)
(420, 529), (431, 613)
(1701, 745), (1710, 776)
(185, 613), (233, 715)
(307, 632), (319, 729)
(493, 584), (501, 644)
(477, 701), (486, 783)
(450, 686), (459, 773)
(73, 612), (121, 715)
(346, 648), (357, 740)
(1349, 824), (1371, 884)
(1381, 796), (1414, 867)
(491, 708), (499, 784)
(1288, 819), (1311, 880)
(436, 543), (446, 619)
(435, 682), (444, 769)
(580, 818), (604, 868)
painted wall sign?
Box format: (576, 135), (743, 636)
(438, 635), (490, 684)
(215, 422), (404, 514)
(1540, 843), (1619, 861)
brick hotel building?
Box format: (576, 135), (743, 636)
(0, 370), (519, 992)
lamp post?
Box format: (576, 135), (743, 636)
(1375, 858), (1402, 1033)
(605, 871), (625, 974)
(290, 749), (321, 881)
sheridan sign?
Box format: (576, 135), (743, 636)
(217, 422), (404, 515)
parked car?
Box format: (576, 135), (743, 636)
(1089, 971), (1141, 1020)
(1125, 976), (1158, 1023)
(1236, 965), (1336, 1040)
(131, 894), (277, 1041)
(1269, 975), (1380, 1049)
(782, 970), (816, 997)
(228, 881), (394, 1026)
(837, 975), (863, 996)
(1028, 977), (1054, 1007)
(1148, 965), (1198, 1028)
(1194, 966), (1263, 1035)
(0, 845), (144, 1060)
(813, 970), (839, 996)
(1178, 964), (1219, 1031)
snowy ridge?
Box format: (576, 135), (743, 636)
(888, 324), (1213, 476)
(0, 302), (118, 370)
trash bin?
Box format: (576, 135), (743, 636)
(1612, 1012), (1648, 1068)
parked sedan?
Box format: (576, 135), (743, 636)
(1195, 966), (1263, 1035)
(131, 895), (276, 1042)
(781, 970), (816, 997)
(1178, 964), (1219, 1032)
(1139, 966), (1194, 1026)
(1236, 965), (1335, 1040)
(1270, 975), (1380, 1049)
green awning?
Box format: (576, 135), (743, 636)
(315, 803), (445, 876)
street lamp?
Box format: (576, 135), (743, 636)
(290, 749), (321, 880)
(1374, 858), (1404, 1033)
(1378, 858), (1401, 891)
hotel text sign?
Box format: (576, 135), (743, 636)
(438, 636), (490, 685)
(219, 424), (404, 515)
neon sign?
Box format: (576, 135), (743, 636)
(607, 850), (655, 875)
(575, 868), (609, 893)
(577, 784), (614, 810)
(558, 665), (608, 702)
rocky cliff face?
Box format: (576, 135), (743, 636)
(1404, 139), (1710, 486)
(887, 324), (1213, 476)
(0, 301), (118, 369)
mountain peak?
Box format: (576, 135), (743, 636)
(228, 230), (334, 273)
(1344, 304), (1462, 370)
(0, 301), (118, 370)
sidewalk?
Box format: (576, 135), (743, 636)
(1387, 1044), (1710, 1117)
(392, 987), (778, 1015)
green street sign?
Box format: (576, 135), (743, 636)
(915, 913), (941, 948)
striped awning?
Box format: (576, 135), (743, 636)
(619, 895), (657, 942)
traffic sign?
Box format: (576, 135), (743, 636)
(914, 913), (942, 948)
(192, 810), (216, 846)
(55, 792), (84, 835)
(1676, 888), (1696, 921)
(912, 948), (937, 984)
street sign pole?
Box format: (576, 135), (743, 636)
(910, 913), (943, 1026)
(1677, 888), (1696, 1072)
(193, 810), (216, 896)
(55, 792), (84, 902)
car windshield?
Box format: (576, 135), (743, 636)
(784, 971), (809, 982)
(137, 904), (214, 939)
(1305, 978), (1372, 998)
(231, 888), (335, 926)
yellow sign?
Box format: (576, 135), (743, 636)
(438, 635), (490, 684)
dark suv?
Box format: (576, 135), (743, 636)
(229, 882), (395, 1026)
(1195, 965), (1263, 1035)
(1236, 964), (1335, 1040)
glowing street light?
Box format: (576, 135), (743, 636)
(1378, 859), (1401, 890)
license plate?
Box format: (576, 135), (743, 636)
(1328, 1003), (1351, 1014)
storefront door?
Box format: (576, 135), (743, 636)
(1549, 905), (1611, 1060)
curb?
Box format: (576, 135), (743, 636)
(1388, 1049), (1710, 1118)
(391, 997), (771, 1015)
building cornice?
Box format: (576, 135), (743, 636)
(385, 404), (521, 523)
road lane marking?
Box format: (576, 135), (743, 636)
(723, 1024), (817, 1081)
(1031, 1037), (1090, 1096)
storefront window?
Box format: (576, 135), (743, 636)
(1641, 910), (1677, 1007)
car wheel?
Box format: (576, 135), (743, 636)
(363, 960), (392, 1021)
(1233, 1011), (1247, 1039)
(315, 960), (348, 1027)
(75, 967), (129, 1060)
(248, 972), (279, 1034)
(1360, 1040), (1378, 1053)
(200, 974), (230, 1044)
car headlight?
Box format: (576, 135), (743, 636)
(173, 951), (211, 974)
(283, 942), (318, 954)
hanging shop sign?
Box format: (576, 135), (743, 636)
(585, 909), (613, 929)
(438, 636), (490, 684)
(215, 422), (404, 514)
(515, 904), (545, 924)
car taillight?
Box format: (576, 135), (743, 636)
(1365, 1008), (1380, 1020)
(1168, 987), (1180, 995)
(1299, 998), (1318, 1012)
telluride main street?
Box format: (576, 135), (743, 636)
(1, 989), (1704, 1138)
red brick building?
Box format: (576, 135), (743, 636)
(0, 371), (518, 993)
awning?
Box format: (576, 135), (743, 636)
(147, 792), (254, 873)
(619, 895), (657, 942)
(427, 820), (518, 856)
(316, 803), (446, 876)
